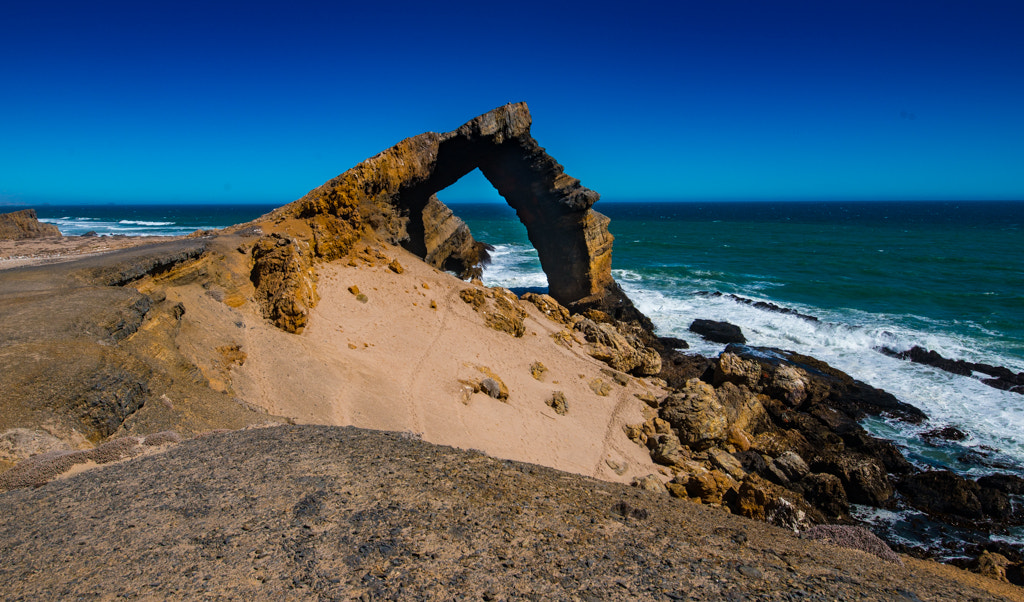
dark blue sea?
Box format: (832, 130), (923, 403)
(19, 199), (1024, 554)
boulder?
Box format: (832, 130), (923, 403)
(520, 293), (571, 326)
(659, 379), (728, 450)
(772, 451), (810, 483)
(812, 452), (894, 506)
(574, 318), (661, 376)
(459, 287), (528, 338)
(657, 351), (714, 389)
(689, 319), (746, 344)
(971, 551), (1011, 583)
(673, 469), (738, 505)
(0, 209), (61, 240)
(799, 473), (850, 518)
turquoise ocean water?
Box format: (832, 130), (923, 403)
(458, 201), (1024, 468)
(19, 200), (1024, 553)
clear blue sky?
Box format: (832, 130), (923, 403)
(2, 1), (1022, 205)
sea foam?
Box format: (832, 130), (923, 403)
(481, 241), (1024, 476)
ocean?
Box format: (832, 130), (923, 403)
(22, 199), (1024, 553)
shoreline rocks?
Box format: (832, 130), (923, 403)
(0, 208), (62, 240)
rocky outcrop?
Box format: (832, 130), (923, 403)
(421, 195), (491, 278)
(574, 317), (661, 375)
(0, 209), (61, 240)
(249, 234), (319, 334)
(248, 103), (641, 333)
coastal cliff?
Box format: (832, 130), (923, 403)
(1, 105), (1022, 597)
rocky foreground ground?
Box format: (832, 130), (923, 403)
(1, 425), (1019, 601)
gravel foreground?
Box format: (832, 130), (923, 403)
(0, 425), (1018, 601)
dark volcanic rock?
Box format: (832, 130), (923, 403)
(921, 426), (968, 444)
(697, 291), (820, 322)
(658, 351), (714, 389)
(887, 345), (1024, 395)
(812, 452), (894, 506)
(898, 471), (985, 521)
(690, 319), (746, 344)
(0, 208), (62, 240)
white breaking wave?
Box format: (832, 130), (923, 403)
(480, 243), (548, 290)
(117, 220), (175, 226)
(616, 275), (1024, 475)
(40, 217), (195, 237)
(481, 245), (1024, 475)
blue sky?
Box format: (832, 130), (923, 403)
(2, 1), (1022, 205)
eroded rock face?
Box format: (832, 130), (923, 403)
(421, 195), (490, 278)
(249, 234), (319, 334)
(0, 209), (62, 240)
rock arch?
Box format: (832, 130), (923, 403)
(289, 103), (615, 307)
(253, 103), (647, 333)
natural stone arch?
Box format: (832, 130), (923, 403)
(252, 103), (647, 333)
(290, 103), (614, 306)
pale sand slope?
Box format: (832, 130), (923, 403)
(161, 241), (666, 484)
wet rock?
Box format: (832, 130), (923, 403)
(898, 470), (984, 521)
(720, 344), (927, 424)
(689, 319), (746, 344)
(920, 425), (968, 443)
(978, 473), (1024, 495)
